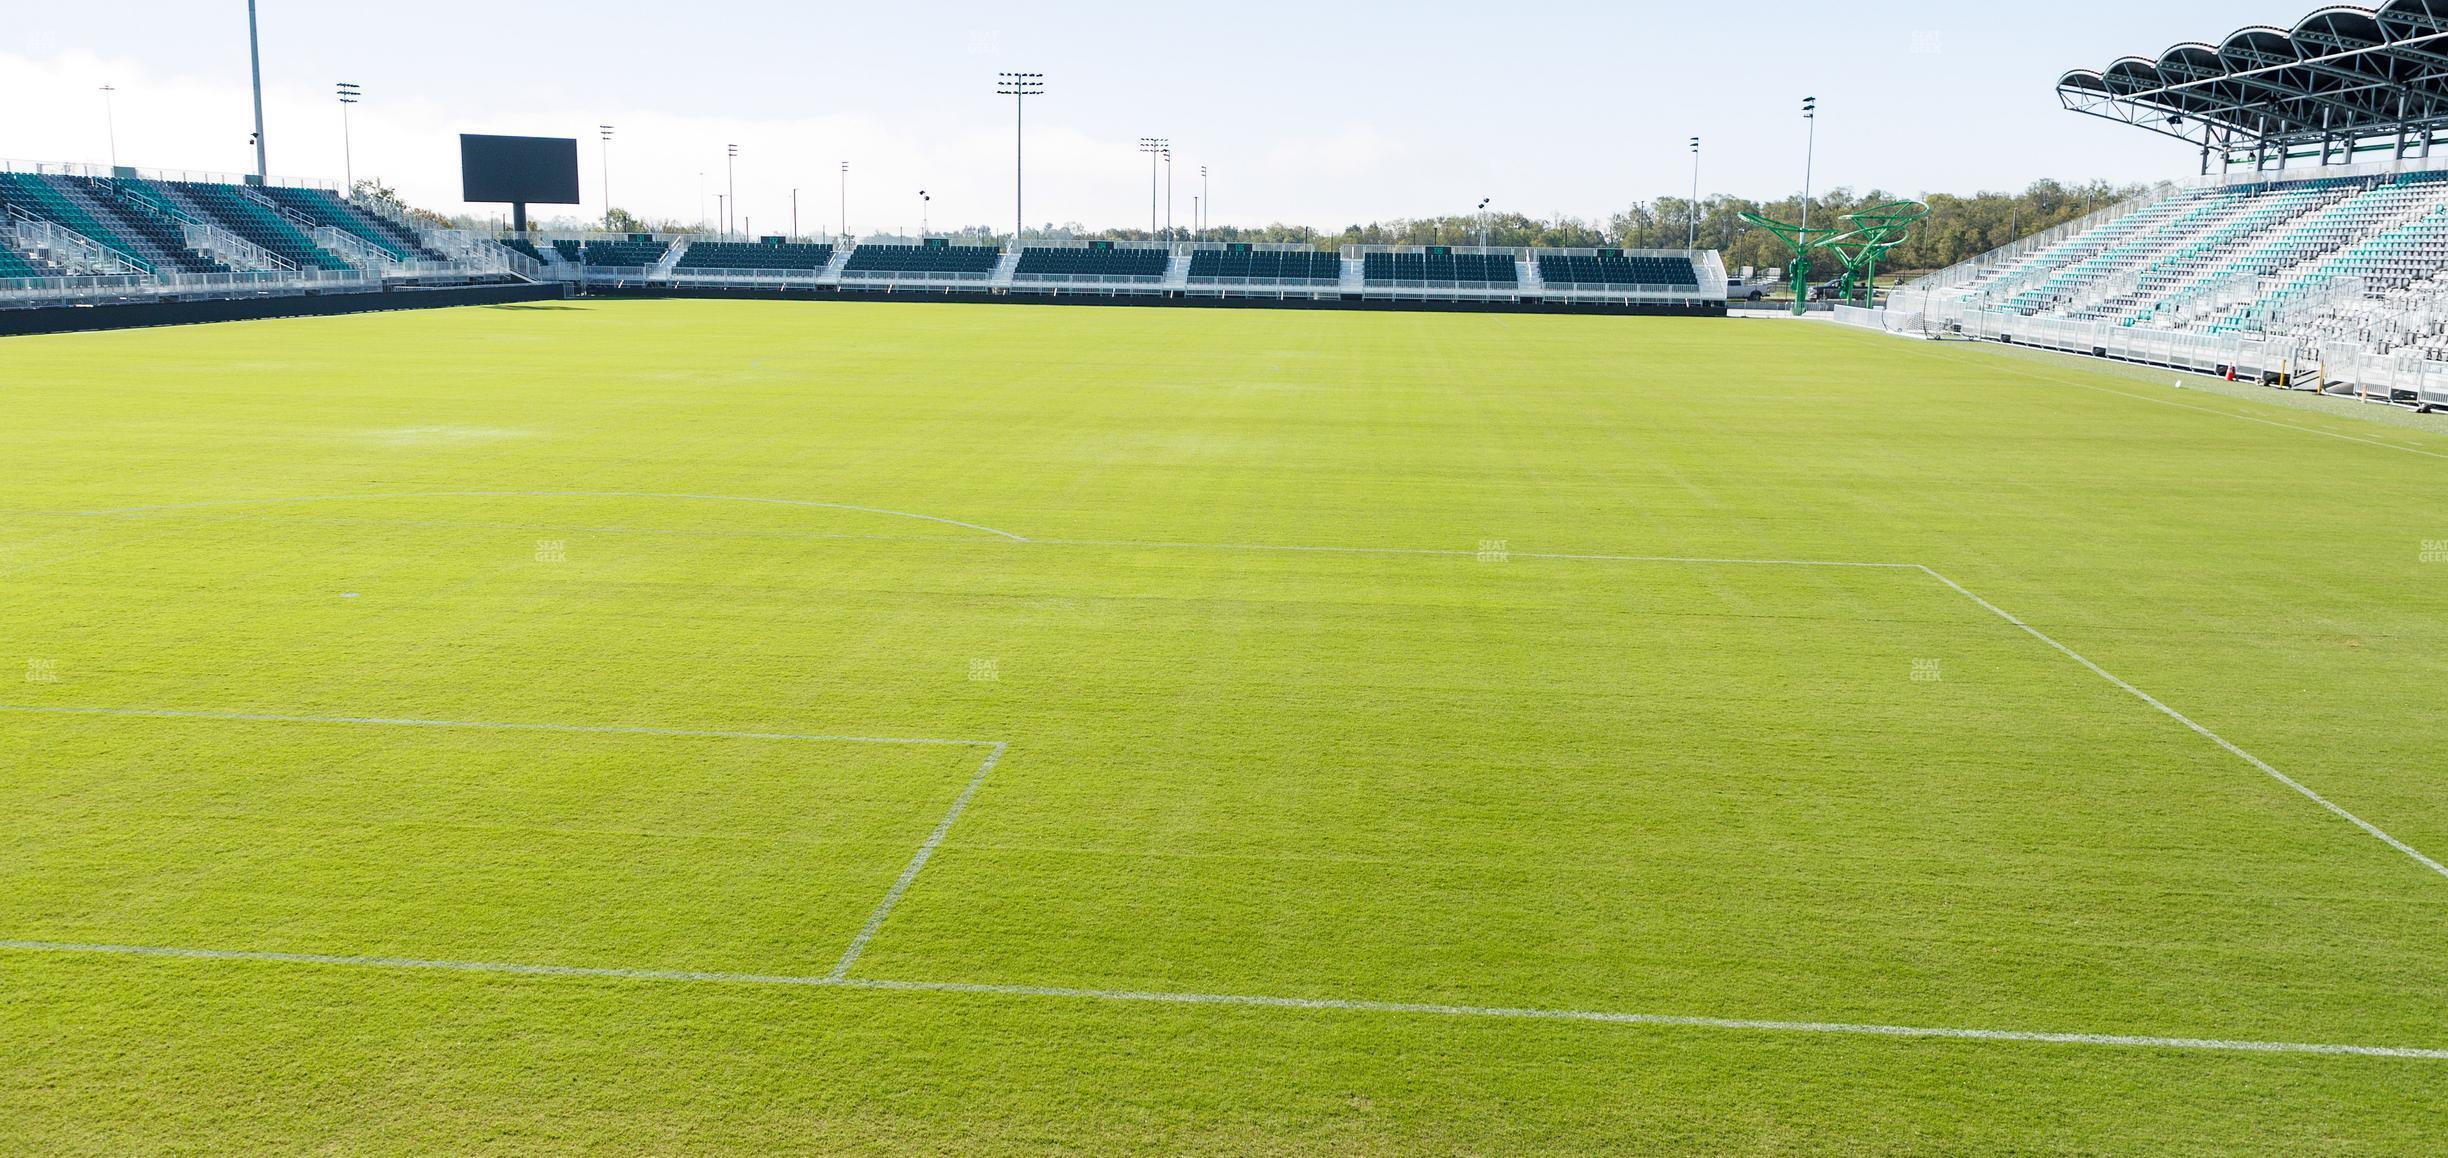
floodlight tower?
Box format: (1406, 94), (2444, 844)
(996, 71), (1044, 243)
(1477, 197), (1491, 248)
(726, 143), (739, 239)
(1200, 165), (1209, 239)
(246, 0), (268, 180)
(919, 189), (931, 236)
(841, 161), (850, 239)
(1688, 136), (1701, 249)
(1163, 144), (1174, 243)
(1139, 138), (1167, 240)
(1801, 97), (1818, 233)
(599, 124), (616, 220)
(101, 85), (119, 171)
(334, 84), (360, 191)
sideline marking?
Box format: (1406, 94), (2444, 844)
(3, 939), (2442, 1061)
(1917, 567), (2448, 881)
(0, 704), (1011, 972)
(831, 741), (1007, 979)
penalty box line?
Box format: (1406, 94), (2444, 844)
(1039, 536), (2447, 881)
(0, 703), (1007, 978)
(2, 938), (2444, 1062)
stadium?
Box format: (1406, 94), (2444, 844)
(2, 3), (2445, 1153)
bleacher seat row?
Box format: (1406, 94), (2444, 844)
(1913, 167), (2448, 367)
(1362, 251), (1517, 286)
(843, 245), (1002, 276)
(674, 242), (836, 272)
(0, 170), (442, 280)
(1015, 246), (1168, 280)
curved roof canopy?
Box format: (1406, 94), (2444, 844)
(2057, 1), (2448, 156)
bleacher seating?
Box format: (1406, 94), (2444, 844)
(0, 247), (49, 279)
(497, 237), (549, 264)
(0, 172), (153, 272)
(83, 180), (227, 274)
(841, 244), (1001, 276)
(261, 186), (444, 262)
(1015, 246), (1168, 280)
(552, 238), (671, 267)
(1909, 165), (2448, 382)
(1362, 251), (1518, 286)
(1187, 248), (1342, 284)
(673, 241), (835, 271)
(163, 181), (356, 271)
(1535, 252), (1699, 288)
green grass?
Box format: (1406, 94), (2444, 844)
(2, 300), (2445, 1153)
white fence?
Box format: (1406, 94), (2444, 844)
(1883, 289), (2448, 408)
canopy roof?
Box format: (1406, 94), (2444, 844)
(2058, 1), (2448, 158)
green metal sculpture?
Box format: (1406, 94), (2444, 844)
(1821, 201), (1930, 308)
(1739, 212), (1845, 316)
(1740, 200), (1929, 315)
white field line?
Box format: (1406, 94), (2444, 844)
(0, 704), (1011, 976)
(2, 939), (2443, 1062)
(1916, 567), (2448, 881)
(831, 741), (1007, 979)
(57, 490), (1031, 542)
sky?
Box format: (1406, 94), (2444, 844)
(0, 1), (2332, 236)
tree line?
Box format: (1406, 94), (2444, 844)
(361, 175), (2164, 272)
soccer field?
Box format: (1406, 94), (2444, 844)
(3, 299), (2445, 1152)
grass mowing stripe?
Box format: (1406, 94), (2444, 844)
(4, 939), (2442, 1062)
(9, 528), (2437, 884)
(0, 703), (999, 749)
(57, 490), (1031, 541)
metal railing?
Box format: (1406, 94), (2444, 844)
(0, 266), (382, 308)
(183, 221), (295, 272)
(11, 218), (143, 276)
(312, 226), (397, 271)
(0, 157), (341, 191)
(665, 266), (826, 285)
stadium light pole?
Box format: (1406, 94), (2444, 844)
(1139, 138), (1166, 240)
(100, 85), (119, 171)
(919, 190), (930, 237)
(996, 72), (1043, 244)
(334, 84), (360, 192)
(792, 188), (799, 239)
(1688, 136), (1701, 249)
(1801, 97), (1818, 235)
(599, 124), (615, 222)
(840, 161), (849, 240)
(726, 144), (738, 240)
(1201, 165), (1209, 239)
(1477, 197), (1491, 249)
(246, 0), (268, 180)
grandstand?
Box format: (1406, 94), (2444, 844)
(1187, 245), (1342, 286)
(1014, 242), (1170, 282)
(673, 241), (836, 272)
(1885, 3), (2448, 411)
(1360, 248), (1519, 287)
(842, 243), (1005, 280)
